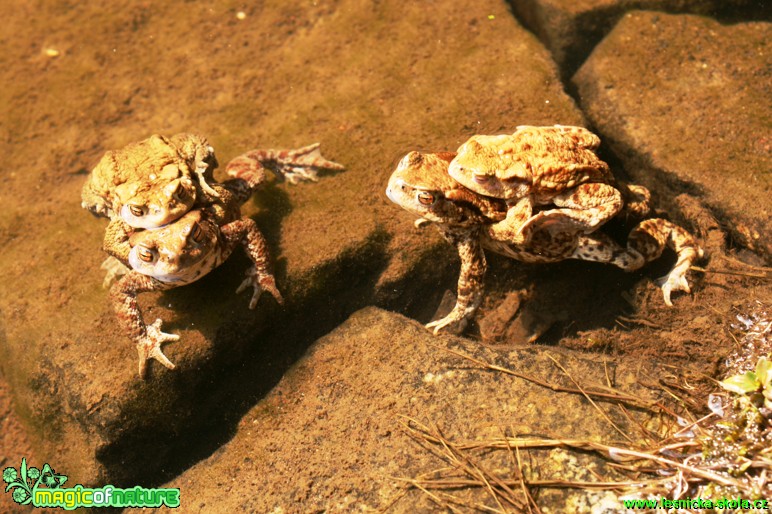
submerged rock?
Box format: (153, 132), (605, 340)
(509, 0), (758, 75)
(125, 307), (667, 513)
(574, 11), (771, 256)
(0, 0), (583, 486)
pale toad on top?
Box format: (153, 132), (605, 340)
(387, 150), (702, 335)
(447, 125), (646, 245)
(82, 133), (220, 229)
(82, 133), (330, 231)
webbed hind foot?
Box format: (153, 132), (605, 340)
(657, 245), (704, 306)
(230, 143), (345, 185)
(137, 319), (179, 378)
(236, 267), (284, 309)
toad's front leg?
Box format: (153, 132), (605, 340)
(221, 217), (284, 309)
(426, 230), (487, 335)
(110, 271), (177, 377)
(100, 219), (134, 287)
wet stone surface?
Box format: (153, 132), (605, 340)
(0, 0), (582, 488)
(573, 10), (771, 257)
(0, 0), (769, 511)
(124, 307), (667, 513)
(508, 0), (760, 76)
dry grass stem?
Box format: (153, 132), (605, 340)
(402, 315), (771, 509)
(545, 354), (633, 443)
(401, 417), (529, 512)
(690, 265), (768, 279)
(719, 254), (772, 273)
(434, 344), (661, 411)
(458, 437), (745, 490)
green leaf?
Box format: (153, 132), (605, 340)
(720, 372), (760, 394)
(6, 480), (29, 493)
(764, 384), (772, 409)
(756, 357), (772, 389)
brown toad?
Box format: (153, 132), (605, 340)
(387, 150), (702, 334)
(82, 133), (219, 229)
(447, 125), (649, 245)
(82, 133), (331, 230)
(103, 144), (344, 376)
(89, 137), (341, 286)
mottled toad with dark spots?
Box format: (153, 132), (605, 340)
(387, 150), (702, 335)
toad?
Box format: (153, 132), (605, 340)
(386, 150), (702, 335)
(82, 133), (219, 229)
(102, 144), (344, 376)
(82, 133), (331, 229)
(447, 125), (647, 245)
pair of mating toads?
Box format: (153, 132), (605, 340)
(82, 126), (702, 377)
(386, 125), (703, 335)
(81, 134), (344, 376)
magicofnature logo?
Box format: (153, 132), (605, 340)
(3, 458), (180, 510)
(3, 458), (67, 505)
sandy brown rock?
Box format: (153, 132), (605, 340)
(509, 0), (758, 75)
(0, 376), (37, 514)
(125, 307), (667, 513)
(0, 0), (582, 486)
(3, 1), (766, 507)
(573, 11), (771, 256)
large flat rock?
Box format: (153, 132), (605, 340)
(573, 11), (771, 256)
(0, 0), (583, 486)
(125, 307), (667, 513)
(508, 0), (758, 75)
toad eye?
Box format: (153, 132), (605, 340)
(417, 191), (435, 205)
(137, 245), (156, 263)
(128, 205), (146, 217)
(189, 222), (204, 243)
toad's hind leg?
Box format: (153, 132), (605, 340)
(627, 218), (703, 306)
(226, 143), (345, 189)
(488, 183), (623, 246)
(535, 182), (623, 233)
(221, 218), (284, 309)
(570, 232), (646, 271)
(571, 218), (702, 306)
(620, 184), (652, 218)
